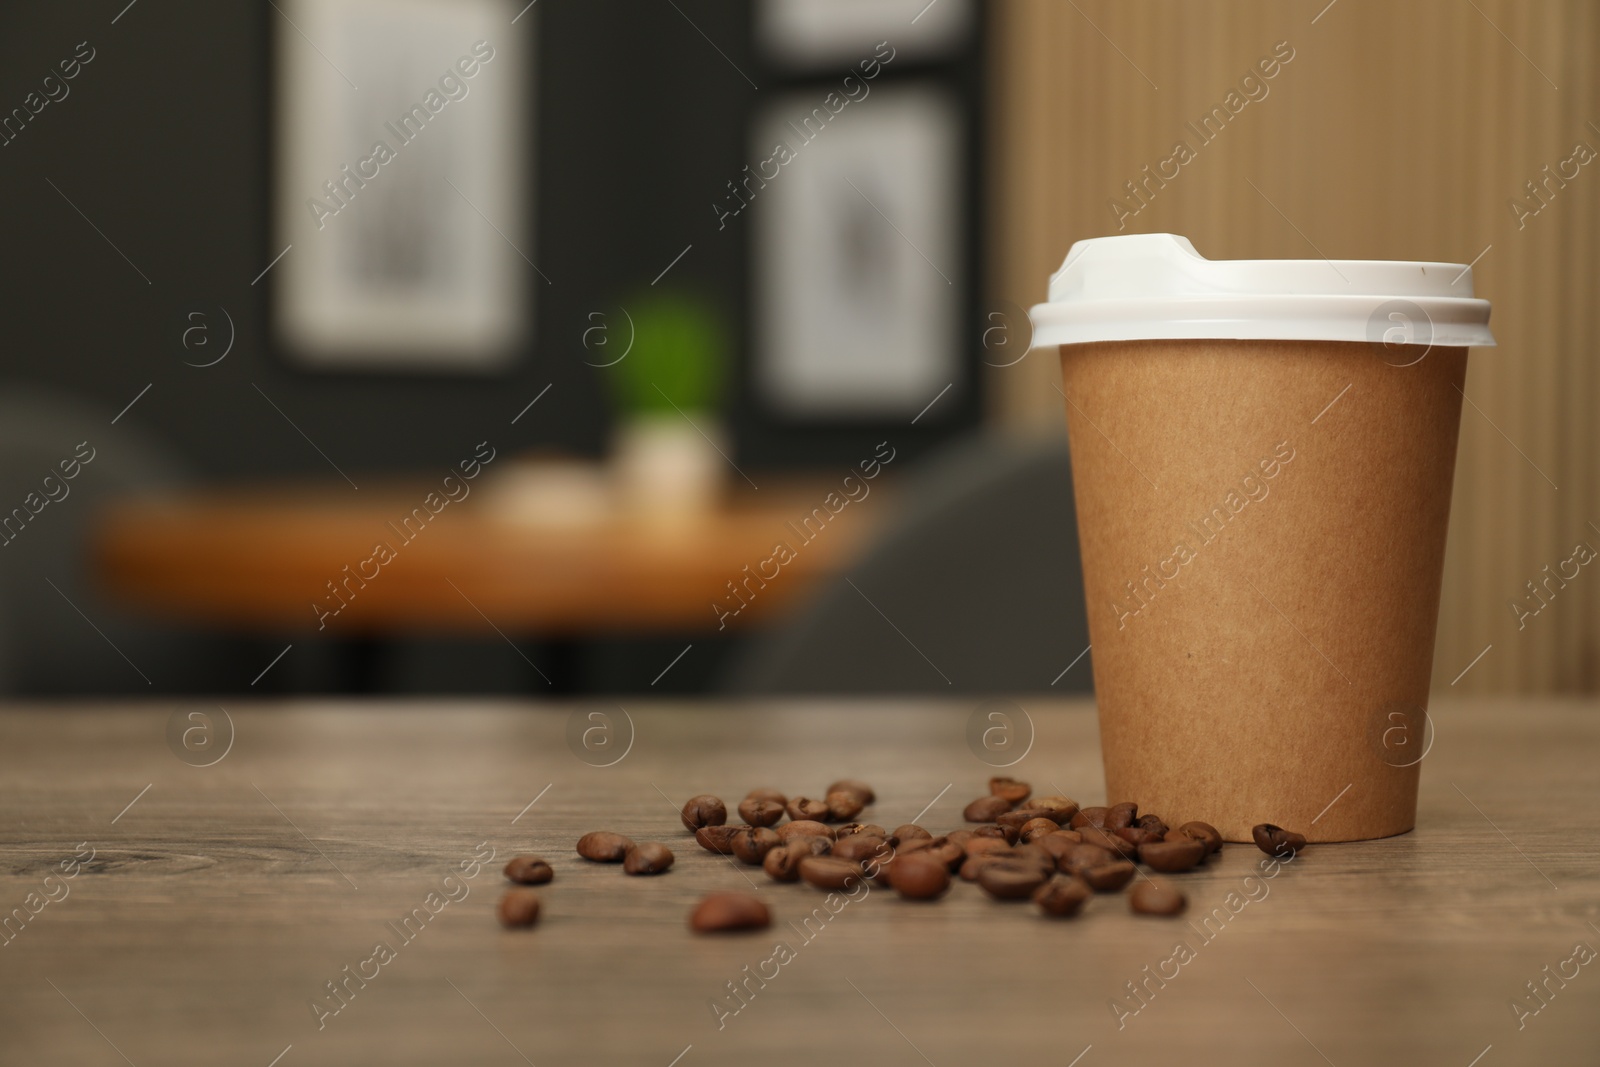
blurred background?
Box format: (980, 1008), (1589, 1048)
(0, 0), (1592, 699)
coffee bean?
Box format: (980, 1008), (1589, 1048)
(965, 836), (1013, 858)
(923, 837), (967, 871)
(996, 810), (1041, 831)
(1009, 843), (1057, 871)
(1137, 813), (1170, 837)
(1138, 837), (1205, 873)
(576, 831), (633, 862)
(503, 855), (552, 885)
(825, 791), (865, 822)
(964, 795), (1014, 823)
(837, 823), (887, 840)
(1081, 860), (1137, 892)
(776, 820), (834, 843)
(1070, 806), (1110, 830)
(891, 853), (950, 900)
(1034, 874), (1092, 917)
(1035, 831), (1083, 861)
(945, 829), (975, 846)
(737, 797), (785, 827)
(799, 835), (834, 856)
(989, 776), (1032, 804)
(680, 795), (727, 832)
(1020, 817), (1061, 843)
(762, 843), (810, 882)
(1106, 802), (1139, 831)
(745, 787), (787, 806)
(1130, 878), (1187, 916)
(690, 891), (770, 933)
(786, 796), (829, 822)
(826, 779), (875, 805)
(1173, 821), (1223, 855)
(694, 825), (741, 854)
(969, 824), (1010, 842)
(1114, 826), (1162, 848)
(1029, 796), (1081, 823)
(1253, 823), (1307, 857)
(978, 860), (1049, 900)
(959, 854), (993, 881)
(890, 824), (933, 846)
(830, 834), (889, 863)
(798, 856), (866, 891)
(623, 842), (675, 875)
(730, 827), (781, 865)
(496, 889), (541, 928)
(1059, 842), (1116, 872)
(1078, 825), (1138, 858)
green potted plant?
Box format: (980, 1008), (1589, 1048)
(603, 289), (730, 517)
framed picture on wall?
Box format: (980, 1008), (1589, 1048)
(757, 0), (974, 69)
(272, 0), (533, 372)
(751, 81), (964, 419)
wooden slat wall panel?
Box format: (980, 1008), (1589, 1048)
(989, 0), (1600, 693)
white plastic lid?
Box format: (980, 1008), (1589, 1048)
(1028, 233), (1495, 349)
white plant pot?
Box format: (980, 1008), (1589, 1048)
(612, 412), (726, 520)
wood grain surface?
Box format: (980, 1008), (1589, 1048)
(1, 698), (1596, 1065)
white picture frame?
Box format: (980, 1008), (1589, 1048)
(757, 0), (973, 69)
(273, 0), (531, 371)
(752, 82), (964, 418)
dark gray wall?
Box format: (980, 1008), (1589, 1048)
(0, 0), (750, 480)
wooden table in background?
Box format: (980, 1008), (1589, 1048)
(1, 697), (1595, 1065)
(93, 479), (881, 634)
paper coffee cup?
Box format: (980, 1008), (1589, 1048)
(1029, 234), (1494, 842)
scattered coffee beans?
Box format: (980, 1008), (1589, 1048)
(989, 777), (1032, 805)
(891, 853), (950, 900)
(1172, 821), (1223, 854)
(1137, 813), (1170, 837)
(737, 797), (785, 827)
(1253, 823), (1307, 857)
(1020, 817), (1061, 843)
(964, 795), (1014, 823)
(497, 889), (541, 927)
(1138, 837), (1206, 873)
(1081, 860), (1137, 892)
(825, 790), (865, 822)
(762, 842), (811, 882)
(691, 892), (770, 933)
(576, 832), (633, 862)
(826, 779), (875, 805)
(1106, 802), (1139, 831)
(831, 834), (888, 863)
(1078, 825), (1138, 858)
(776, 820), (834, 843)
(1033, 874), (1091, 917)
(730, 826), (782, 865)
(786, 796), (829, 822)
(1030, 796), (1080, 823)
(503, 855), (553, 885)
(977, 860), (1050, 900)
(1130, 878), (1187, 916)
(623, 842), (675, 875)
(694, 825), (741, 854)
(799, 856), (866, 890)
(837, 822), (886, 839)
(680, 795), (727, 831)
(1071, 806), (1110, 830)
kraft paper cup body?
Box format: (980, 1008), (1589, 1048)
(1057, 338), (1465, 842)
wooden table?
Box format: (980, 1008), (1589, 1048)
(1, 698), (1595, 1065)
(92, 478), (882, 634)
